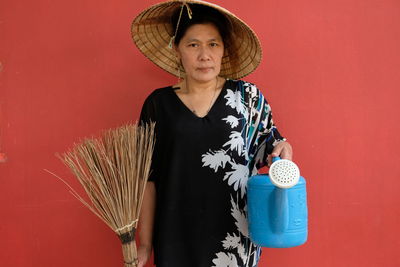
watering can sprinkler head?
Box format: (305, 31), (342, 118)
(269, 157), (300, 189)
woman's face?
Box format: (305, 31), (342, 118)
(175, 23), (224, 83)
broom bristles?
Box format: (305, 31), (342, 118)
(54, 122), (155, 267)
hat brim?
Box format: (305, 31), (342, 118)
(131, 0), (262, 79)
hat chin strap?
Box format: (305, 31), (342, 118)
(168, 3), (193, 49)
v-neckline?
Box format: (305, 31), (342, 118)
(171, 79), (229, 119)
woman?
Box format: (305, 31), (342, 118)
(132, 1), (293, 266)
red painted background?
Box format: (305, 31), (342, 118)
(1, 0), (399, 266)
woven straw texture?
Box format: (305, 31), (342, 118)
(131, 0), (262, 79)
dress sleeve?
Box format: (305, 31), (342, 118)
(250, 85), (286, 170)
(139, 92), (158, 182)
(139, 92), (157, 126)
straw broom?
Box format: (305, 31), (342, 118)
(49, 122), (155, 267)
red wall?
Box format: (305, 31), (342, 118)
(1, 0), (399, 266)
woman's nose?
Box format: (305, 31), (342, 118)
(198, 46), (211, 61)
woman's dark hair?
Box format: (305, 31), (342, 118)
(171, 4), (233, 48)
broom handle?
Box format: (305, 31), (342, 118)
(122, 241), (138, 267)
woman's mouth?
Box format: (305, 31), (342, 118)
(197, 67), (213, 72)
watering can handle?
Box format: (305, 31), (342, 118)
(272, 188), (289, 233)
(272, 156), (281, 163)
(270, 156), (290, 233)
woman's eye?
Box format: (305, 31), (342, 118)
(210, 43), (218, 47)
(189, 43), (198, 47)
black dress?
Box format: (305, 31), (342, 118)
(139, 79), (285, 267)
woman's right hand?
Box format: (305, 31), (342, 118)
(137, 245), (152, 267)
(137, 182), (156, 267)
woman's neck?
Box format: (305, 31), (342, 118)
(174, 76), (224, 94)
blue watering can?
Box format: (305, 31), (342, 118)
(247, 157), (308, 248)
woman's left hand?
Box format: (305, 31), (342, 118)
(268, 141), (293, 165)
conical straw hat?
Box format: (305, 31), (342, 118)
(131, 0), (262, 79)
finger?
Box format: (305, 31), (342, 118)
(280, 145), (293, 161)
(267, 154), (272, 167)
(138, 259), (147, 267)
(271, 145), (283, 158)
(271, 142), (293, 160)
(280, 148), (292, 160)
(137, 255), (144, 267)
